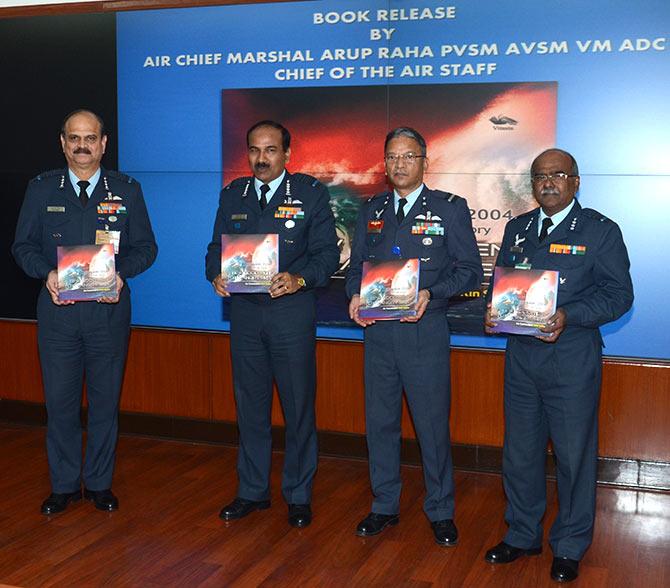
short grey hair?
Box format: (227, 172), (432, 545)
(61, 109), (106, 137)
(384, 127), (427, 156)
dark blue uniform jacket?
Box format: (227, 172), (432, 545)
(346, 186), (483, 310)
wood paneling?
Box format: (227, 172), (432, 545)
(1, 320), (669, 465)
(599, 360), (670, 462)
(451, 349), (506, 447)
(315, 340), (366, 434)
(209, 332), (236, 422)
(121, 328), (212, 418)
(0, 321), (43, 403)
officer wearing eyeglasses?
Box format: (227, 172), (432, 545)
(483, 149), (633, 583)
(346, 127), (482, 545)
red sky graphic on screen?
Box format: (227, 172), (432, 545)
(222, 83), (556, 186)
(221, 82), (556, 325)
(221, 82), (556, 247)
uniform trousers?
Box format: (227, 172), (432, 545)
(502, 330), (602, 560)
(229, 294), (317, 505)
(363, 311), (454, 521)
(37, 289), (130, 493)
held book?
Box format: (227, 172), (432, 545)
(57, 244), (117, 301)
(221, 233), (279, 293)
(359, 258), (420, 320)
(490, 267), (559, 336)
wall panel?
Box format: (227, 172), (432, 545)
(1, 320), (668, 464)
(0, 321), (43, 403)
(599, 361), (670, 462)
(121, 328), (212, 418)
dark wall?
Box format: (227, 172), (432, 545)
(0, 12), (118, 319)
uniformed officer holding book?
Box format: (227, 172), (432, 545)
(346, 127), (482, 545)
(206, 120), (339, 528)
(484, 149), (633, 583)
(13, 109), (157, 514)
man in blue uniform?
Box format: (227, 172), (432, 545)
(12, 109), (157, 514)
(346, 127), (482, 544)
(206, 120), (339, 528)
(484, 149), (633, 583)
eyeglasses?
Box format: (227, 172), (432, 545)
(531, 172), (578, 183)
(384, 153), (425, 164)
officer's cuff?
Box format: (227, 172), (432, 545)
(41, 264), (55, 282)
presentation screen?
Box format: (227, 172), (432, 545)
(116, 0), (670, 359)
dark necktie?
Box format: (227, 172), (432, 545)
(259, 184), (270, 210)
(539, 217), (553, 242)
(77, 180), (90, 207)
(396, 197), (407, 223)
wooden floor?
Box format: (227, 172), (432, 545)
(0, 425), (668, 587)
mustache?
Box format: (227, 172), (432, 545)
(73, 148), (92, 154)
(540, 189), (559, 196)
(254, 162), (270, 171)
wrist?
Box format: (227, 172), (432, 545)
(296, 275), (306, 289)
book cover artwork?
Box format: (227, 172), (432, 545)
(221, 234), (279, 293)
(57, 244), (117, 301)
(359, 258), (420, 320)
(490, 267), (559, 335)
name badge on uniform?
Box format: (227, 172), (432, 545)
(550, 243), (586, 255)
(514, 257), (532, 270)
(231, 213), (247, 220)
(47, 206), (65, 213)
(367, 220), (384, 233)
(95, 230), (121, 254)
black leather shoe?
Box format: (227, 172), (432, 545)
(485, 541), (542, 563)
(288, 503), (312, 528)
(84, 488), (119, 511)
(40, 490), (82, 515)
(356, 512), (399, 536)
(431, 519), (458, 546)
(551, 557), (579, 583)
(219, 497), (270, 520)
